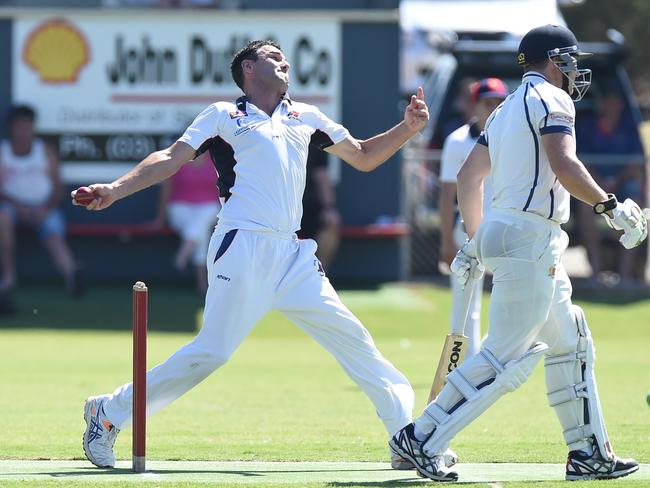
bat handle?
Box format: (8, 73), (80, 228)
(452, 276), (476, 336)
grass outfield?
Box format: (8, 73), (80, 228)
(0, 283), (648, 487)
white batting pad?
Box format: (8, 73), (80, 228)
(543, 305), (613, 460)
(419, 342), (548, 456)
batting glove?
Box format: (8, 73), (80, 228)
(450, 239), (484, 288)
(603, 198), (648, 249)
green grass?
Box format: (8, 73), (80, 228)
(0, 283), (649, 487)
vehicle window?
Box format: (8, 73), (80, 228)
(430, 58), (644, 164)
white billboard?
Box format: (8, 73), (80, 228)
(13, 12), (341, 182)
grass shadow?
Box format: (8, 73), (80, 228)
(327, 482), (425, 487)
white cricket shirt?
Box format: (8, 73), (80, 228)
(178, 96), (349, 234)
(440, 122), (493, 214)
(478, 72), (574, 223)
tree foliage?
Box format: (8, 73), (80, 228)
(561, 0), (650, 108)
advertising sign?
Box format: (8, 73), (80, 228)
(13, 13), (341, 182)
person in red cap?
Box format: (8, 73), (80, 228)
(439, 77), (508, 358)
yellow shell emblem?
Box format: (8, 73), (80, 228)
(23, 19), (89, 83)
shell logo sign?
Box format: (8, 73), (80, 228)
(23, 19), (90, 83)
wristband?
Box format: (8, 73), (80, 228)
(593, 194), (617, 215)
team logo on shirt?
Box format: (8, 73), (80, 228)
(229, 111), (247, 119)
(287, 111), (301, 120)
(233, 117), (252, 136)
(234, 125), (251, 136)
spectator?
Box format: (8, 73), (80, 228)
(155, 151), (220, 295)
(438, 77), (508, 356)
(299, 144), (340, 271)
(576, 87), (646, 287)
(432, 77), (476, 149)
(0, 105), (81, 300)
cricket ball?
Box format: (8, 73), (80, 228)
(74, 186), (95, 206)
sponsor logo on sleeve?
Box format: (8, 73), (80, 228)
(548, 112), (574, 125)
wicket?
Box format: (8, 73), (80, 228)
(132, 281), (148, 473)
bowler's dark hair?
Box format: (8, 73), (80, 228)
(523, 58), (550, 73)
(8, 104), (36, 124)
(230, 40), (281, 90)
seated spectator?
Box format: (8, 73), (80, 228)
(576, 87), (646, 287)
(299, 145), (340, 271)
(155, 151), (220, 295)
(0, 105), (81, 301)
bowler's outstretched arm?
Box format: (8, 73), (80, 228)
(71, 141), (196, 211)
(327, 87), (429, 172)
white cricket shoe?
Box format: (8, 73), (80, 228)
(442, 447), (459, 468)
(391, 447), (459, 470)
(566, 447), (639, 481)
(390, 452), (414, 470)
(83, 395), (120, 468)
(389, 423), (458, 482)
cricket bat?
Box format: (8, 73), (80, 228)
(427, 278), (475, 403)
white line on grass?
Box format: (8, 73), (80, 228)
(0, 460), (648, 484)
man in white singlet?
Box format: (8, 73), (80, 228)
(0, 105), (80, 302)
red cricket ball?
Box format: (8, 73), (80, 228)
(74, 186), (95, 206)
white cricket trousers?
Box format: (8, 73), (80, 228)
(477, 209), (577, 361)
(417, 209), (586, 439)
(104, 228), (415, 436)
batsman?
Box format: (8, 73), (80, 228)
(390, 24), (646, 482)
